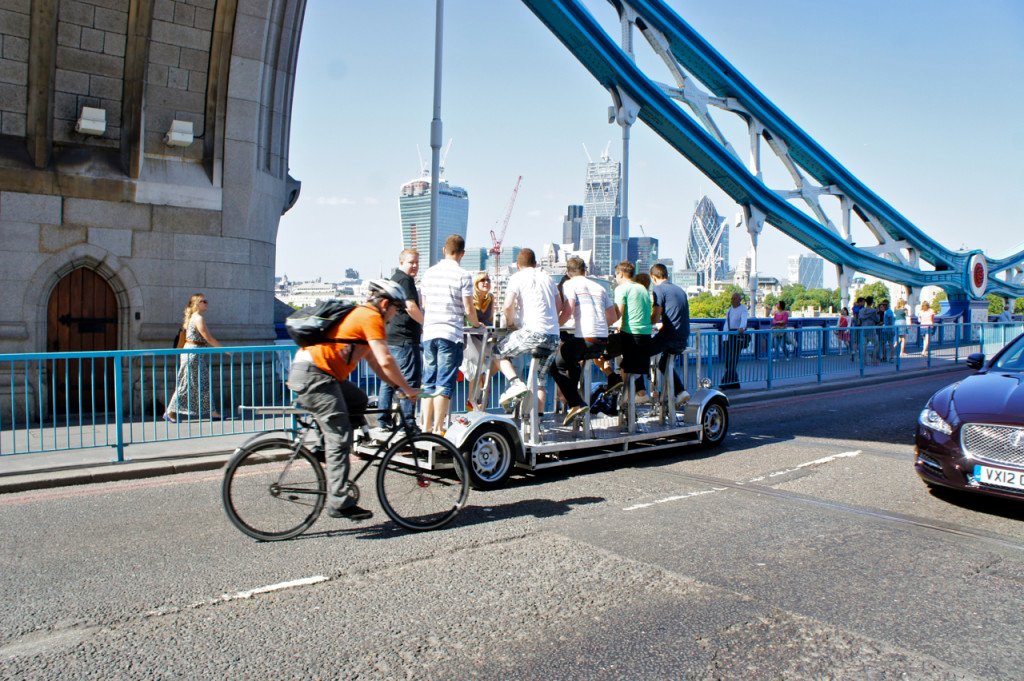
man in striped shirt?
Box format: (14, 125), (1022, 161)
(420, 234), (482, 433)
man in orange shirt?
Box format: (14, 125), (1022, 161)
(288, 280), (419, 521)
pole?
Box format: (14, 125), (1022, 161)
(428, 0), (444, 266)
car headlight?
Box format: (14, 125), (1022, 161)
(918, 408), (953, 435)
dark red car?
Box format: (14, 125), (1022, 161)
(915, 331), (1024, 500)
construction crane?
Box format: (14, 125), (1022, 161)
(488, 175), (522, 284)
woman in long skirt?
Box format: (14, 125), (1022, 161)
(165, 293), (222, 421)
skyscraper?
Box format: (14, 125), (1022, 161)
(788, 253), (824, 289)
(399, 171), (469, 266)
(627, 236), (659, 274)
(562, 204), (583, 250)
(581, 150), (621, 276)
(685, 196), (729, 288)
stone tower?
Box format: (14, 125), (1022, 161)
(0, 0), (305, 354)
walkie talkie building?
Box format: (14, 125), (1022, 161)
(580, 151), (621, 276)
(685, 196), (729, 288)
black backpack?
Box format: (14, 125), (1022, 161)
(286, 300), (359, 347)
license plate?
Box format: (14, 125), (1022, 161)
(973, 465), (1024, 491)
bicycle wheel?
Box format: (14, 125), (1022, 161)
(222, 437), (326, 541)
(376, 433), (469, 531)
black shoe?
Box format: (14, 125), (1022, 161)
(327, 505), (373, 521)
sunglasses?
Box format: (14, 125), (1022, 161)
(200, 300), (209, 303)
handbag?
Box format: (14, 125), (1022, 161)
(173, 327), (186, 348)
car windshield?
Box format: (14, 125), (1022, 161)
(993, 334), (1024, 371)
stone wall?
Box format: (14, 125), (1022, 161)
(0, 0), (306, 356)
(0, 0), (30, 138)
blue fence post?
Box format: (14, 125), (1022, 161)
(766, 330), (773, 390)
(816, 328), (824, 383)
(112, 356), (125, 463)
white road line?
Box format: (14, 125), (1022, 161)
(222, 575), (329, 602)
(623, 488), (723, 511)
(748, 449), (863, 482)
(624, 450), (863, 511)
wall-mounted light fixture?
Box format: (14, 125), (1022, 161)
(164, 119), (194, 147)
(75, 106), (106, 136)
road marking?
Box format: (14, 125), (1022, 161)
(747, 450), (862, 482)
(624, 450), (862, 511)
(623, 488), (722, 511)
(221, 575), (329, 602)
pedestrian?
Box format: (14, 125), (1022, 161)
(721, 292), (748, 390)
(918, 300), (935, 355)
(771, 300), (792, 359)
(649, 263), (691, 407)
(551, 256), (618, 425)
(856, 296), (881, 364)
(165, 293), (222, 422)
(420, 234), (482, 434)
(377, 249), (424, 428)
(850, 296), (865, 359)
(879, 300), (894, 362)
(996, 299), (1013, 323)
(495, 248), (563, 411)
(464, 271), (497, 409)
(836, 307), (851, 354)
(893, 299), (909, 357)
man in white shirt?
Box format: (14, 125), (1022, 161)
(722, 292), (749, 390)
(420, 234), (482, 433)
(495, 248), (563, 408)
(551, 257), (619, 425)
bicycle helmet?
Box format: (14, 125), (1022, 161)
(367, 279), (406, 307)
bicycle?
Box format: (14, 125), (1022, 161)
(221, 399), (470, 541)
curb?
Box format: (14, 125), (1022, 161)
(725, 363), (970, 406)
(0, 452), (235, 494)
(0, 365), (972, 494)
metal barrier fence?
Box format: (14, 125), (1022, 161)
(1, 322), (1020, 463)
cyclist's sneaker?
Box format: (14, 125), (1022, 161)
(498, 379), (529, 409)
(327, 505), (373, 521)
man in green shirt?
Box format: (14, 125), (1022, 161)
(611, 261), (653, 397)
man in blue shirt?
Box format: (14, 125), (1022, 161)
(649, 264), (691, 406)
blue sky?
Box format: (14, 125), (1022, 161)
(277, 0), (1024, 288)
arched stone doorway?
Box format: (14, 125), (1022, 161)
(47, 267), (119, 414)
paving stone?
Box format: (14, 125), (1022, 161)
(93, 7), (128, 33)
(57, 1), (95, 27)
(1, 192), (62, 225)
(0, 10), (31, 40)
(88, 227), (133, 257)
(40, 224), (88, 253)
(64, 198), (152, 231)
(80, 26), (105, 53)
(2, 35), (28, 62)
(0, 83), (27, 113)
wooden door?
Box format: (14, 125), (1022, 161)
(47, 268), (119, 415)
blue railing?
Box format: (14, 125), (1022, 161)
(1, 322), (1020, 463)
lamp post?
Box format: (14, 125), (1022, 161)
(428, 0), (444, 265)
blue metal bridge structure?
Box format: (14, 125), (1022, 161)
(522, 0), (1024, 316)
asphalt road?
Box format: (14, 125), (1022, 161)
(1, 369), (1022, 680)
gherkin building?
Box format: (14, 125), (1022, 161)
(685, 196), (729, 287)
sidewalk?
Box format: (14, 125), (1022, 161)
(0, 361), (970, 494)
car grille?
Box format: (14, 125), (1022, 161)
(961, 424), (1024, 467)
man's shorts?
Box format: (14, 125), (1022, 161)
(607, 331), (651, 375)
(495, 330), (560, 381)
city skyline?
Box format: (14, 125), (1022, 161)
(276, 0), (1023, 288)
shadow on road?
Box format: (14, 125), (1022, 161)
(927, 486), (1024, 521)
(294, 495), (607, 542)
